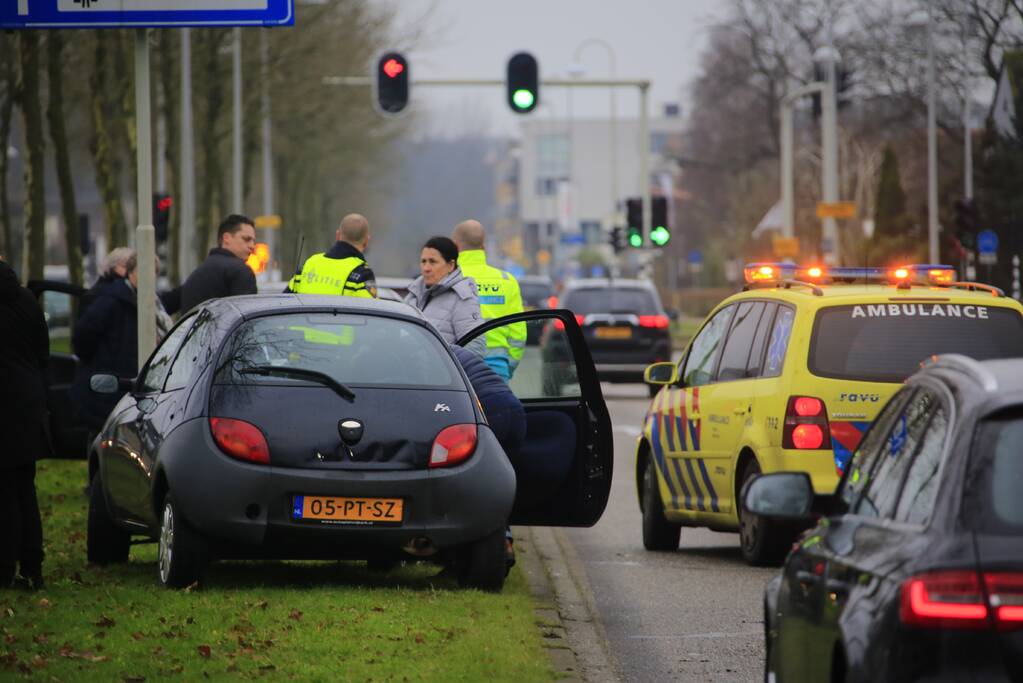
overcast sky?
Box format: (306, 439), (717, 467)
(381, 0), (727, 138)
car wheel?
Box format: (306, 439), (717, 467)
(642, 461), (681, 551)
(86, 471), (130, 565)
(157, 494), (207, 588)
(457, 527), (506, 592)
(738, 460), (788, 566)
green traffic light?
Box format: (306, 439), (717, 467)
(650, 226), (671, 246)
(628, 230), (643, 248)
(512, 89), (535, 110)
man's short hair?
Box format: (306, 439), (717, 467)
(102, 247), (135, 276)
(452, 220), (485, 250)
(218, 214), (255, 245)
(338, 213), (370, 245)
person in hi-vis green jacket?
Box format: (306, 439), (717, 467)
(287, 213), (377, 298)
(452, 220), (526, 381)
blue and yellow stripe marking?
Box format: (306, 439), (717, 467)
(644, 389), (721, 514)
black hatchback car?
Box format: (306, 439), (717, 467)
(744, 354), (1023, 682)
(85, 295), (612, 591)
(557, 278), (673, 395)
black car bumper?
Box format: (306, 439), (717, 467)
(158, 420), (517, 558)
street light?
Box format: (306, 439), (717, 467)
(907, 8), (939, 264)
(812, 44), (841, 264)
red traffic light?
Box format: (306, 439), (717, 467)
(157, 196), (173, 212)
(383, 58), (404, 79)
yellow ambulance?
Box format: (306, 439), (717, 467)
(636, 264), (1023, 565)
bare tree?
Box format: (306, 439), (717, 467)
(17, 32), (46, 283)
(90, 33), (129, 250)
(0, 35), (15, 261)
(47, 32), (83, 288)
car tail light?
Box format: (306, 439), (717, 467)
(638, 315), (670, 329)
(429, 424), (477, 468)
(782, 396), (831, 450)
(901, 571), (989, 629)
(210, 417), (270, 465)
(985, 573), (1023, 629)
(547, 295), (558, 309)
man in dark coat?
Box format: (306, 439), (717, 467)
(179, 214), (257, 313)
(0, 259), (50, 589)
(70, 257), (140, 431)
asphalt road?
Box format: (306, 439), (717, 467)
(564, 383), (777, 683)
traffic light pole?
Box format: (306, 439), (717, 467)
(135, 30), (156, 370)
(323, 74), (653, 248)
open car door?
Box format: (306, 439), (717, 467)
(27, 280), (89, 458)
(457, 309), (613, 527)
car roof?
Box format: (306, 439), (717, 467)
(562, 278), (656, 290)
(726, 284), (1023, 309)
(203, 293), (430, 323)
(920, 355), (1023, 396)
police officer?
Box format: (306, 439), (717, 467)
(452, 219), (525, 380)
(288, 213), (377, 298)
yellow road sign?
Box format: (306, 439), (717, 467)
(816, 202), (857, 219)
(772, 236), (800, 258)
(254, 214), (282, 229)
(536, 249), (551, 265)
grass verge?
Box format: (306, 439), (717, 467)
(1, 460), (553, 681)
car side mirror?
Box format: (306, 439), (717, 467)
(741, 472), (814, 520)
(89, 373), (134, 395)
(643, 362), (677, 385)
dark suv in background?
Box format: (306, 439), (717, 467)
(558, 278), (673, 394)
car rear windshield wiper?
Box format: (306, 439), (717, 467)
(240, 365), (356, 402)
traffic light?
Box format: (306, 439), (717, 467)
(507, 52), (539, 114)
(954, 198), (979, 249)
(608, 226), (625, 254)
(650, 196), (670, 247)
(153, 192), (172, 243)
(376, 51), (409, 114)
(626, 198), (643, 248)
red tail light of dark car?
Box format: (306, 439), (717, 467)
(900, 570), (1023, 630)
(429, 424), (477, 468)
(210, 417), (271, 465)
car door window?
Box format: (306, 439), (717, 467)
(856, 389), (937, 519)
(716, 302), (766, 382)
(762, 305), (795, 378)
(746, 302), (777, 378)
(137, 315), (195, 393)
(165, 311), (217, 391)
(682, 305), (734, 387)
(894, 403), (949, 525)
(839, 389), (914, 510)
(39, 289), (76, 354)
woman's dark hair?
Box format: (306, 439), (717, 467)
(423, 236), (459, 264)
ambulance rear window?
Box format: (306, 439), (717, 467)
(809, 303), (1023, 383)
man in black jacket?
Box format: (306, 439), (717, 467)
(0, 258), (50, 589)
(179, 214), (257, 313)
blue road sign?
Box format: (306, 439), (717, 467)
(2, 1), (294, 29)
(687, 249), (703, 265)
(978, 230), (999, 254)
(560, 233), (586, 245)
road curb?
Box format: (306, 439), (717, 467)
(518, 526), (620, 682)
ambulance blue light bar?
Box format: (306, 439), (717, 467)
(744, 263), (956, 286)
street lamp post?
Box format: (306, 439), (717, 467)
(813, 44), (841, 264)
(571, 38), (619, 221)
(908, 9), (940, 263)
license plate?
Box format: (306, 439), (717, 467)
(595, 326), (632, 339)
(292, 495), (403, 525)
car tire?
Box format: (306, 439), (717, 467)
(738, 460), (789, 566)
(157, 494), (207, 589)
(642, 461), (681, 551)
(86, 471), (130, 565)
(457, 527), (506, 592)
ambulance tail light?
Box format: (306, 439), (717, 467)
(783, 396), (831, 450)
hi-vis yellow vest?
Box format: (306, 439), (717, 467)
(288, 253), (374, 298)
(457, 250), (526, 379)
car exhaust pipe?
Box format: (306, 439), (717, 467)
(402, 537), (437, 557)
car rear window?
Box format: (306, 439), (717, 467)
(810, 303), (1023, 382)
(217, 313), (462, 389)
(964, 410), (1023, 533)
(562, 288), (659, 315)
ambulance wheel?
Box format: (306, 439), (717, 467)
(738, 460), (789, 566)
(642, 462), (680, 551)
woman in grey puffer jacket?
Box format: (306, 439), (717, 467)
(404, 236), (484, 347)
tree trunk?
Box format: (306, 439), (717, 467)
(17, 32), (46, 283)
(0, 36), (15, 262)
(90, 33), (129, 250)
(46, 32), (83, 288)
(196, 30), (226, 266)
(157, 30), (181, 284)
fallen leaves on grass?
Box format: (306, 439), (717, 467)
(197, 645), (211, 658)
(288, 609), (302, 621)
(58, 643), (109, 662)
(95, 615), (116, 628)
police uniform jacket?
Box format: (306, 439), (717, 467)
(288, 241), (377, 297)
(404, 267), (482, 345)
(0, 261), (52, 466)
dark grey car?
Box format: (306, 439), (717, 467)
(86, 295), (612, 591)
